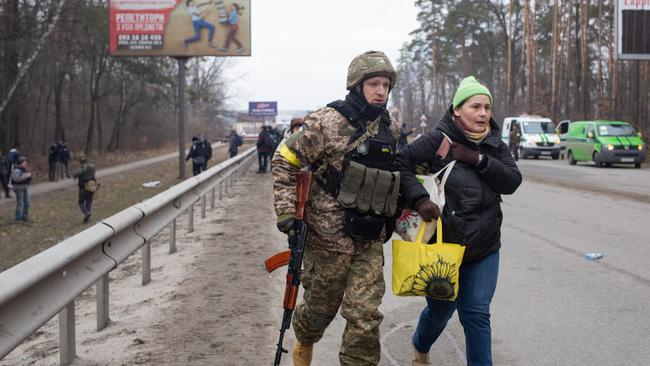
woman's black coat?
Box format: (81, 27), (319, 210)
(397, 107), (522, 262)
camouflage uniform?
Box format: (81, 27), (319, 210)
(271, 106), (400, 365)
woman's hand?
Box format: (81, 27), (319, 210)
(450, 143), (479, 166)
(415, 198), (441, 222)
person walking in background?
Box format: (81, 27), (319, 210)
(8, 144), (19, 171)
(256, 125), (274, 173)
(508, 122), (521, 161)
(182, 0), (218, 49)
(219, 2), (244, 53)
(272, 50), (401, 365)
(48, 143), (59, 181)
(203, 136), (212, 171)
(59, 141), (71, 178)
(7, 144), (20, 188)
(0, 149), (11, 198)
(185, 136), (209, 176)
(396, 76), (521, 366)
(398, 122), (416, 151)
(285, 117), (304, 137)
(74, 154), (98, 224)
(11, 156), (32, 223)
(228, 128), (243, 158)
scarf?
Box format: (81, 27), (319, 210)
(453, 115), (490, 145)
(344, 89), (390, 125)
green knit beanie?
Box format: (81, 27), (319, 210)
(452, 76), (493, 109)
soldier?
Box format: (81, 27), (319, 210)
(271, 50), (401, 366)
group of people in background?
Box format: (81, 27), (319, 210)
(47, 141), (72, 181)
(0, 144), (97, 224)
(256, 119), (303, 174)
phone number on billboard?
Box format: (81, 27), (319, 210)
(117, 34), (163, 50)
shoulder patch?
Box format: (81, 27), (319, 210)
(285, 128), (305, 147)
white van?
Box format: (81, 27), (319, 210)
(502, 115), (561, 159)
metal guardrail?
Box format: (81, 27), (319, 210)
(0, 147), (256, 364)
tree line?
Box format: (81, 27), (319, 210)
(0, 0), (233, 157)
(393, 0), (650, 136)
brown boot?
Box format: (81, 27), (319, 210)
(412, 344), (431, 366)
(292, 341), (313, 366)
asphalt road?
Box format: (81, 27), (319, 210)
(311, 157), (650, 365)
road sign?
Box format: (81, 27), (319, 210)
(616, 0), (650, 60)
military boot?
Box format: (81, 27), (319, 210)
(292, 341), (313, 366)
(412, 344), (431, 366)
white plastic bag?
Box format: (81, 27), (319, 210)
(395, 160), (456, 242)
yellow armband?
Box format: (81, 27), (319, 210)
(279, 144), (301, 167)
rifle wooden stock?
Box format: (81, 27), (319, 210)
(264, 250), (291, 272)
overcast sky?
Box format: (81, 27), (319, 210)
(225, 0), (420, 112)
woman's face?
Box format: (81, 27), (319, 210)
(362, 76), (390, 106)
(453, 94), (491, 133)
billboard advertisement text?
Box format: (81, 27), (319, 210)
(109, 0), (251, 57)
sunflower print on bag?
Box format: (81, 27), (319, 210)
(399, 254), (458, 300)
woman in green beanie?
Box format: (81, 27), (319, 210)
(396, 76), (522, 366)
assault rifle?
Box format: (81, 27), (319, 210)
(264, 171), (312, 366)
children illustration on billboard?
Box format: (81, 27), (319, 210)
(109, 0), (250, 57)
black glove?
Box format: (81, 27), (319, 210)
(450, 143), (480, 166)
(276, 213), (295, 235)
(414, 198), (441, 222)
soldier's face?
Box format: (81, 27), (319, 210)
(362, 76), (390, 106)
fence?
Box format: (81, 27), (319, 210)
(0, 147), (256, 365)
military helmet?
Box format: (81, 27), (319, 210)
(346, 51), (397, 90)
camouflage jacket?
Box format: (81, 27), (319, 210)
(271, 106), (400, 254)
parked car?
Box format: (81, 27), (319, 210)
(502, 115), (561, 159)
(554, 119), (571, 159)
(565, 120), (646, 168)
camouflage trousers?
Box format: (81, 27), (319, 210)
(292, 242), (385, 366)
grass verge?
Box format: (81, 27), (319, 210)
(0, 146), (239, 271)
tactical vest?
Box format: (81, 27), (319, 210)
(313, 102), (401, 241)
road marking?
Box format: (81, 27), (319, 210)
(380, 318), (465, 365)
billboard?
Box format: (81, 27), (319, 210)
(249, 102), (278, 117)
(616, 0), (650, 60)
(109, 0), (251, 57)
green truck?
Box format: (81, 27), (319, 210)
(566, 120), (646, 168)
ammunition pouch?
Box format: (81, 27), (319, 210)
(336, 161), (400, 217)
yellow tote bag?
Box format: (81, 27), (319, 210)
(392, 219), (465, 301)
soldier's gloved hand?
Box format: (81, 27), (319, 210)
(450, 143), (480, 166)
(414, 198), (441, 222)
(276, 213), (295, 235)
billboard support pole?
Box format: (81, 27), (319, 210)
(177, 57), (188, 179)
